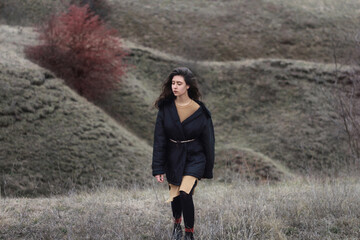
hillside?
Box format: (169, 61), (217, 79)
(1, 0), (359, 196)
(107, 0), (360, 63)
(1, 2), (360, 239)
(1, 21), (356, 198)
(1, 0), (359, 63)
(0, 25), (152, 197)
(96, 41), (351, 174)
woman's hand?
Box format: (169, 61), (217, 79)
(155, 174), (164, 183)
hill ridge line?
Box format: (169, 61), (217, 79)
(1, 24), (353, 73)
(122, 39), (355, 71)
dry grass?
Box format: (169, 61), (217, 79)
(1, 177), (360, 239)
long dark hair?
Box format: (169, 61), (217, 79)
(154, 67), (201, 108)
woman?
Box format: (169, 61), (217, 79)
(152, 67), (215, 240)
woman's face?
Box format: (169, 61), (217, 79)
(172, 75), (189, 97)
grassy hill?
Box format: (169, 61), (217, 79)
(1, 1), (360, 239)
(96, 42), (351, 175)
(1, 0), (359, 63)
(0, 0), (359, 197)
(0, 25), (152, 197)
(0, 21), (355, 197)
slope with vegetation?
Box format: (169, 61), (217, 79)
(0, 0), (359, 195)
(0, 21), (355, 197)
(0, 25), (152, 197)
(1, 0), (359, 63)
(1, 1), (360, 239)
(96, 43), (351, 176)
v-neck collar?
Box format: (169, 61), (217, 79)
(181, 105), (202, 125)
(172, 99), (203, 125)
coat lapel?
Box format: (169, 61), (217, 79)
(169, 100), (186, 139)
(181, 107), (202, 126)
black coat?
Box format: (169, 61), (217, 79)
(152, 98), (215, 185)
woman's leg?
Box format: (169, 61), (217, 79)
(179, 180), (197, 239)
(179, 191), (194, 230)
(171, 195), (182, 239)
(171, 195), (182, 220)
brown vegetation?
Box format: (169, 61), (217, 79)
(1, 177), (360, 239)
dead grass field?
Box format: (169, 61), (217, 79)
(2, 176), (360, 239)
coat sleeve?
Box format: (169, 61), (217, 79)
(201, 116), (215, 179)
(152, 107), (167, 176)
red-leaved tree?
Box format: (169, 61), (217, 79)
(25, 4), (127, 100)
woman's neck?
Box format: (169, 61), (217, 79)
(175, 95), (191, 105)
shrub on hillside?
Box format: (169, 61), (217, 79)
(25, 4), (127, 100)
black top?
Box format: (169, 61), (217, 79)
(152, 98), (215, 185)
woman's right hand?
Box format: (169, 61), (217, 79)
(155, 174), (164, 183)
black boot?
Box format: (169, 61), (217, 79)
(172, 223), (182, 240)
(184, 231), (194, 240)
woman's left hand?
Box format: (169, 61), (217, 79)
(155, 174), (164, 183)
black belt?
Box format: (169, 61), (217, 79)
(169, 138), (196, 144)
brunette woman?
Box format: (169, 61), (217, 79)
(152, 67), (215, 240)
